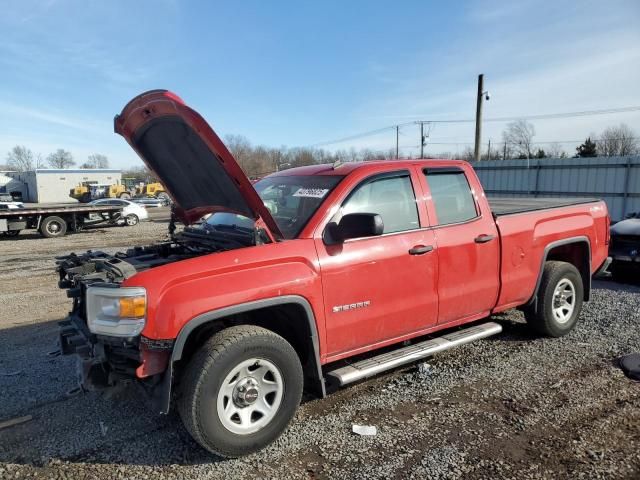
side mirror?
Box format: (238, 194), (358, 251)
(323, 213), (384, 245)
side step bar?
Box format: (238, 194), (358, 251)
(327, 322), (502, 386)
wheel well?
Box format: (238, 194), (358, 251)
(176, 303), (323, 397)
(545, 241), (591, 301)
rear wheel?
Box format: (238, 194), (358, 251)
(524, 261), (583, 337)
(119, 192), (131, 199)
(157, 192), (170, 204)
(40, 216), (67, 238)
(124, 214), (139, 226)
(80, 192), (91, 203)
(178, 325), (303, 458)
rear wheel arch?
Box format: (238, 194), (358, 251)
(527, 237), (591, 310)
(158, 296), (325, 414)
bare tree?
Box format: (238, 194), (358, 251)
(597, 124), (638, 157)
(502, 120), (536, 159)
(6, 145), (35, 171)
(47, 149), (75, 169)
(546, 142), (566, 159)
(224, 134), (256, 173)
(82, 153), (109, 169)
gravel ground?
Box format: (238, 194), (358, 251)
(0, 217), (639, 479)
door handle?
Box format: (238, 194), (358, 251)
(474, 234), (495, 244)
(409, 245), (434, 255)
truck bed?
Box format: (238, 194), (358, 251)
(488, 197), (600, 216)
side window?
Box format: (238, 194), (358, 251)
(424, 170), (478, 225)
(341, 174), (419, 234)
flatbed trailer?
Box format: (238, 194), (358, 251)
(0, 204), (123, 238)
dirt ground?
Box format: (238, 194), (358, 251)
(0, 213), (638, 479)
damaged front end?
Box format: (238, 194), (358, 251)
(56, 240), (220, 398)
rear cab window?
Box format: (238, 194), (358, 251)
(424, 169), (478, 225)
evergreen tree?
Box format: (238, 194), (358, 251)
(575, 137), (597, 157)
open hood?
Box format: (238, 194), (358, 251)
(114, 90), (282, 240)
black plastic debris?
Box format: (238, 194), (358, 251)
(619, 353), (640, 382)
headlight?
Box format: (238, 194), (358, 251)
(86, 286), (147, 337)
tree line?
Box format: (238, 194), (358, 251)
(2, 147), (109, 171)
(3, 122), (638, 177)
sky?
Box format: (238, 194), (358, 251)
(1, 0), (639, 168)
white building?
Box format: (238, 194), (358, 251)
(4, 169), (122, 203)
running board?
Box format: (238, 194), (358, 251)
(327, 322), (502, 386)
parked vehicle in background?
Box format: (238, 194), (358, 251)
(70, 181), (135, 202)
(57, 90), (610, 458)
(89, 198), (148, 226)
(69, 181), (99, 203)
(135, 182), (170, 203)
(132, 196), (170, 208)
(1, 204), (123, 238)
(609, 212), (640, 281)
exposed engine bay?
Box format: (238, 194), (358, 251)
(55, 222), (261, 394)
(57, 223), (259, 287)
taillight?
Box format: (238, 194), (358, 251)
(605, 214), (610, 245)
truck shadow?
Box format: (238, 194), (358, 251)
(0, 319), (228, 467)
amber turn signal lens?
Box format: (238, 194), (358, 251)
(119, 296), (146, 318)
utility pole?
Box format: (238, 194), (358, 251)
(420, 122), (424, 159)
(486, 139), (491, 160)
(396, 125), (399, 158)
(474, 73), (484, 162)
(503, 142), (507, 160)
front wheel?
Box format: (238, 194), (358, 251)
(524, 261), (584, 337)
(178, 325), (303, 458)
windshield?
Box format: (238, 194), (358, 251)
(205, 174), (344, 239)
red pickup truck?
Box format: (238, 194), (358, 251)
(57, 90), (610, 458)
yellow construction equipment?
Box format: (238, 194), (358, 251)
(136, 182), (169, 201)
(69, 180), (134, 202)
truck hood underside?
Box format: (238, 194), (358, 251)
(114, 90), (282, 238)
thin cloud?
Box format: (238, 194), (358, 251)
(0, 101), (108, 134)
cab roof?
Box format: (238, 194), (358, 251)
(267, 159), (469, 177)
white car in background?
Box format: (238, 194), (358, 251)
(88, 198), (148, 226)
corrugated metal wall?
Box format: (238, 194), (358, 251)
(473, 156), (640, 221)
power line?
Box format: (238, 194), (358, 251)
(422, 136), (640, 146)
(310, 105), (640, 147)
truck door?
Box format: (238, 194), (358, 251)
(315, 170), (439, 358)
(420, 167), (500, 324)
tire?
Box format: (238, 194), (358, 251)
(40, 216), (67, 238)
(119, 192), (131, 199)
(157, 192), (170, 203)
(80, 192), (91, 203)
(524, 261), (584, 337)
(124, 214), (139, 226)
(178, 325), (303, 458)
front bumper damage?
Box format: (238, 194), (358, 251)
(58, 314), (174, 399)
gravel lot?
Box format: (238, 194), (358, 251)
(0, 214), (638, 479)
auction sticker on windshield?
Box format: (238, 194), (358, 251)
(292, 188), (329, 198)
